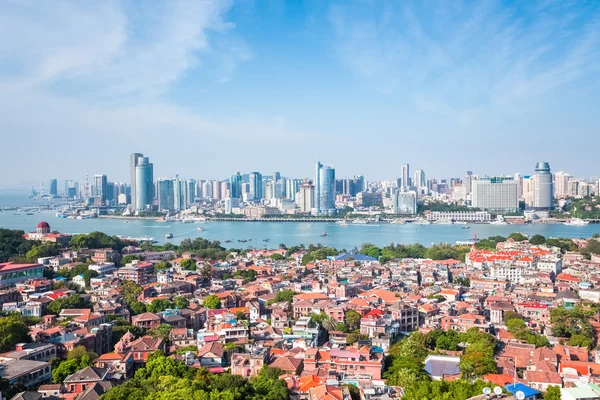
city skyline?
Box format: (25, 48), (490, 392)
(1, 1), (600, 187)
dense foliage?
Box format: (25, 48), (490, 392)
(566, 197), (600, 219)
(178, 238), (229, 260)
(550, 306), (596, 348)
(505, 318), (550, 348)
(203, 295), (221, 309)
(47, 294), (88, 315)
(99, 353), (290, 400)
(301, 245), (339, 265)
(0, 313), (31, 352)
(53, 348), (96, 383)
(0, 229), (34, 262)
(70, 232), (130, 251)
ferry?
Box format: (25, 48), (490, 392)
(165, 233), (173, 239)
(564, 218), (589, 226)
(490, 216), (508, 225)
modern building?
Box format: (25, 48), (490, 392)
(426, 211), (492, 222)
(471, 177), (518, 211)
(134, 156), (154, 210)
(314, 162), (335, 215)
(553, 171), (571, 198)
(0, 262), (44, 285)
(157, 179), (174, 211)
(130, 153), (143, 207)
(532, 162), (553, 210)
(249, 172), (263, 202)
(285, 179), (301, 201)
(391, 190), (417, 215)
(465, 171), (474, 195)
(414, 169), (426, 190)
(230, 173), (242, 199)
(93, 174), (108, 202)
(297, 179), (315, 213)
(48, 179), (58, 196)
(401, 164), (410, 189)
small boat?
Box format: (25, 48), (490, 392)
(124, 221), (129, 224)
(165, 233), (173, 239)
(197, 227), (205, 232)
(225, 240), (232, 243)
(320, 230), (328, 237)
(462, 226), (471, 229)
(564, 218), (589, 226)
(336, 220), (350, 226)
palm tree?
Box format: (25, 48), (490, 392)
(322, 316), (337, 332)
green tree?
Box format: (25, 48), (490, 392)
(47, 294), (87, 316)
(25, 242), (60, 262)
(0, 314), (31, 352)
(67, 345), (98, 361)
(346, 332), (368, 345)
(346, 384), (361, 400)
(83, 269), (99, 288)
(147, 299), (175, 313)
(544, 386), (562, 400)
(508, 232), (528, 242)
(270, 253), (284, 261)
(121, 254), (142, 265)
(53, 352), (94, 383)
(203, 294), (221, 309)
(149, 324), (172, 342)
(180, 258), (197, 271)
(567, 333), (594, 349)
(153, 261), (171, 273)
(529, 234), (546, 245)
(174, 297), (190, 309)
(345, 310), (362, 331)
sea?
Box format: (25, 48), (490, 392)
(0, 191), (599, 249)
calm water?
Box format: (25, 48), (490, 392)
(1, 210), (599, 249)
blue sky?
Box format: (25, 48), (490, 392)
(1, 0), (599, 188)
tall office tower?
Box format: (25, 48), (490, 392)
(273, 172), (281, 182)
(297, 179), (315, 213)
(514, 173), (523, 199)
(414, 169), (426, 189)
(249, 172), (263, 201)
(157, 179), (174, 211)
(230, 172), (242, 199)
(392, 190), (417, 215)
(220, 181), (229, 200)
(401, 164), (410, 188)
(212, 180), (221, 201)
(286, 179), (301, 201)
(185, 179), (196, 207)
(64, 180), (78, 198)
(465, 171), (474, 195)
(264, 181), (274, 200)
(314, 161), (335, 215)
(553, 171), (571, 198)
(522, 176), (534, 208)
(93, 174), (108, 202)
(533, 162), (553, 210)
(134, 156), (154, 210)
(201, 181), (212, 199)
(49, 179), (58, 196)
(472, 177), (518, 211)
(352, 176), (365, 196)
(130, 153), (143, 207)
(106, 181), (115, 203)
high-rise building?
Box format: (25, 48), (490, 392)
(186, 179), (197, 207)
(532, 162), (553, 210)
(472, 177), (518, 211)
(93, 174), (108, 202)
(157, 179), (174, 211)
(230, 172), (242, 199)
(286, 179), (301, 201)
(249, 172), (263, 201)
(212, 180), (221, 201)
(201, 181), (212, 199)
(130, 153), (143, 207)
(314, 162), (335, 215)
(220, 181), (229, 200)
(49, 179), (58, 196)
(401, 164), (410, 189)
(553, 171), (570, 198)
(392, 190), (417, 215)
(273, 172), (281, 182)
(297, 179), (315, 213)
(134, 156), (154, 210)
(173, 178), (184, 211)
(414, 169), (426, 190)
(64, 180), (78, 198)
(465, 171), (473, 195)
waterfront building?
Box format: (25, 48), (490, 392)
(391, 190), (417, 215)
(157, 179), (174, 211)
(230, 172), (242, 199)
(426, 211), (492, 222)
(249, 172), (263, 202)
(48, 179), (58, 196)
(212, 180), (221, 201)
(93, 174), (108, 202)
(297, 179), (315, 213)
(186, 179), (197, 207)
(532, 162), (553, 210)
(314, 162), (335, 215)
(130, 153), (143, 207)
(24, 222), (71, 246)
(201, 181), (212, 200)
(465, 171), (474, 196)
(471, 177), (518, 211)
(225, 197), (239, 214)
(134, 156), (154, 210)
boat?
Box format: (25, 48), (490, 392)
(165, 233), (173, 239)
(453, 221), (467, 225)
(490, 216), (508, 225)
(182, 219), (194, 224)
(455, 233), (480, 245)
(390, 219), (406, 224)
(197, 227), (205, 232)
(320, 229), (328, 237)
(352, 219), (369, 224)
(564, 218), (589, 226)
(225, 240), (232, 243)
(434, 218), (453, 225)
(462, 226), (471, 229)
(336, 220), (350, 226)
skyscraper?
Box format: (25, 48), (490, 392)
(465, 171), (474, 195)
(157, 179), (174, 211)
(49, 179), (58, 196)
(93, 174), (108, 202)
(533, 161), (553, 210)
(401, 164), (410, 189)
(134, 156), (153, 210)
(414, 169), (426, 189)
(230, 172), (242, 199)
(472, 177), (518, 211)
(173, 178), (184, 211)
(392, 190), (417, 215)
(249, 172), (263, 201)
(297, 179), (315, 213)
(130, 153), (143, 207)
(314, 161), (335, 215)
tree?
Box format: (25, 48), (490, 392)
(529, 234), (546, 245)
(153, 261), (171, 273)
(121, 254), (142, 265)
(147, 299), (175, 313)
(67, 345), (98, 361)
(503, 311), (524, 322)
(345, 310), (362, 331)
(346, 384), (361, 400)
(203, 294), (221, 309)
(544, 386), (562, 400)
(25, 242), (60, 262)
(83, 269), (99, 288)
(174, 297), (190, 309)
(149, 324), (172, 341)
(270, 253), (284, 261)
(346, 332), (368, 345)
(47, 294), (86, 316)
(321, 316), (337, 332)
(0, 314), (31, 352)
(52, 352), (94, 383)
(508, 232), (528, 242)
(180, 258), (197, 271)
(567, 333), (593, 349)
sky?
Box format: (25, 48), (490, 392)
(1, 0), (599, 188)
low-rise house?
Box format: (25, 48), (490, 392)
(197, 341), (224, 367)
(0, 359), (52, 388)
